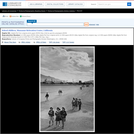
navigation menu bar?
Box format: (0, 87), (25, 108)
(0, 1), (133, 8)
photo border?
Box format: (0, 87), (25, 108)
(39, 46), (95, 132)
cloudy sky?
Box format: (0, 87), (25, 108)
(40, 47), (94, 82)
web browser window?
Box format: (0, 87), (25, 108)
(0, 0), (133, 132)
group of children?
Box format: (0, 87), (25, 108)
(46, 91), (82, 130)
(48, 107), (67, 129)
(72, 98), (82, 111)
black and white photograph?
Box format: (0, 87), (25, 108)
(39, 46), (95, 132)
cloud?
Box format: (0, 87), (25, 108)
(40, 47), (94, 81)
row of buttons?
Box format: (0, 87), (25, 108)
(29, 2), (84, 6)
(2, 2), (132, 7)
(29, 2), (132, 6)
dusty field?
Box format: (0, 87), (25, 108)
(40, 85), (94, 131)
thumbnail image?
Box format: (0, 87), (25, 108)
(39, 46), (95, 132)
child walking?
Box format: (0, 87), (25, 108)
(61, 107), (67, 129)
(55, 107), (61, 127)
(48, 107), (54, 127)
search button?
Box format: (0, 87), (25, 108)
(127, 2), (131, 6)
(27, 20), (37, 23)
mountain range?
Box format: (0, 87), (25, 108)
(41, 74), (62, 82)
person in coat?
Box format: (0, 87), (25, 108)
(48, 107), (54, 126)
(78, 99), (82, 110)
(75, 98), (78, 110)
(60, 107), (67, 129)
(72, 98), (75, 110)
(55, 107), (61, 126)
(45, 92), (49, 101)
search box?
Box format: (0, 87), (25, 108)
(97, 2), (127, 7)
(27, 22), (83, 26)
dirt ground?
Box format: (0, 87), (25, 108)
(40, 85), (94, 131)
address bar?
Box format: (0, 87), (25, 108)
(27, 22), (83, 26)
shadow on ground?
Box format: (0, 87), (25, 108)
(41, 126), (50, 131)
(48, 126), (63, 131)
(41, 125), (63, 131)
(67, 109), (80, 113)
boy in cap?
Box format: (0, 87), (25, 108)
(60, 107), (67, 129)
(48, 107), (54, 127)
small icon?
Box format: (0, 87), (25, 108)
(20, 15), (22, 17)
(3, 15), (5, 17)
(9, 15), (12, 17)
(84, 22), (89, 27)
(127, 2), (131, 6)
(3, 2), (7, 6)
